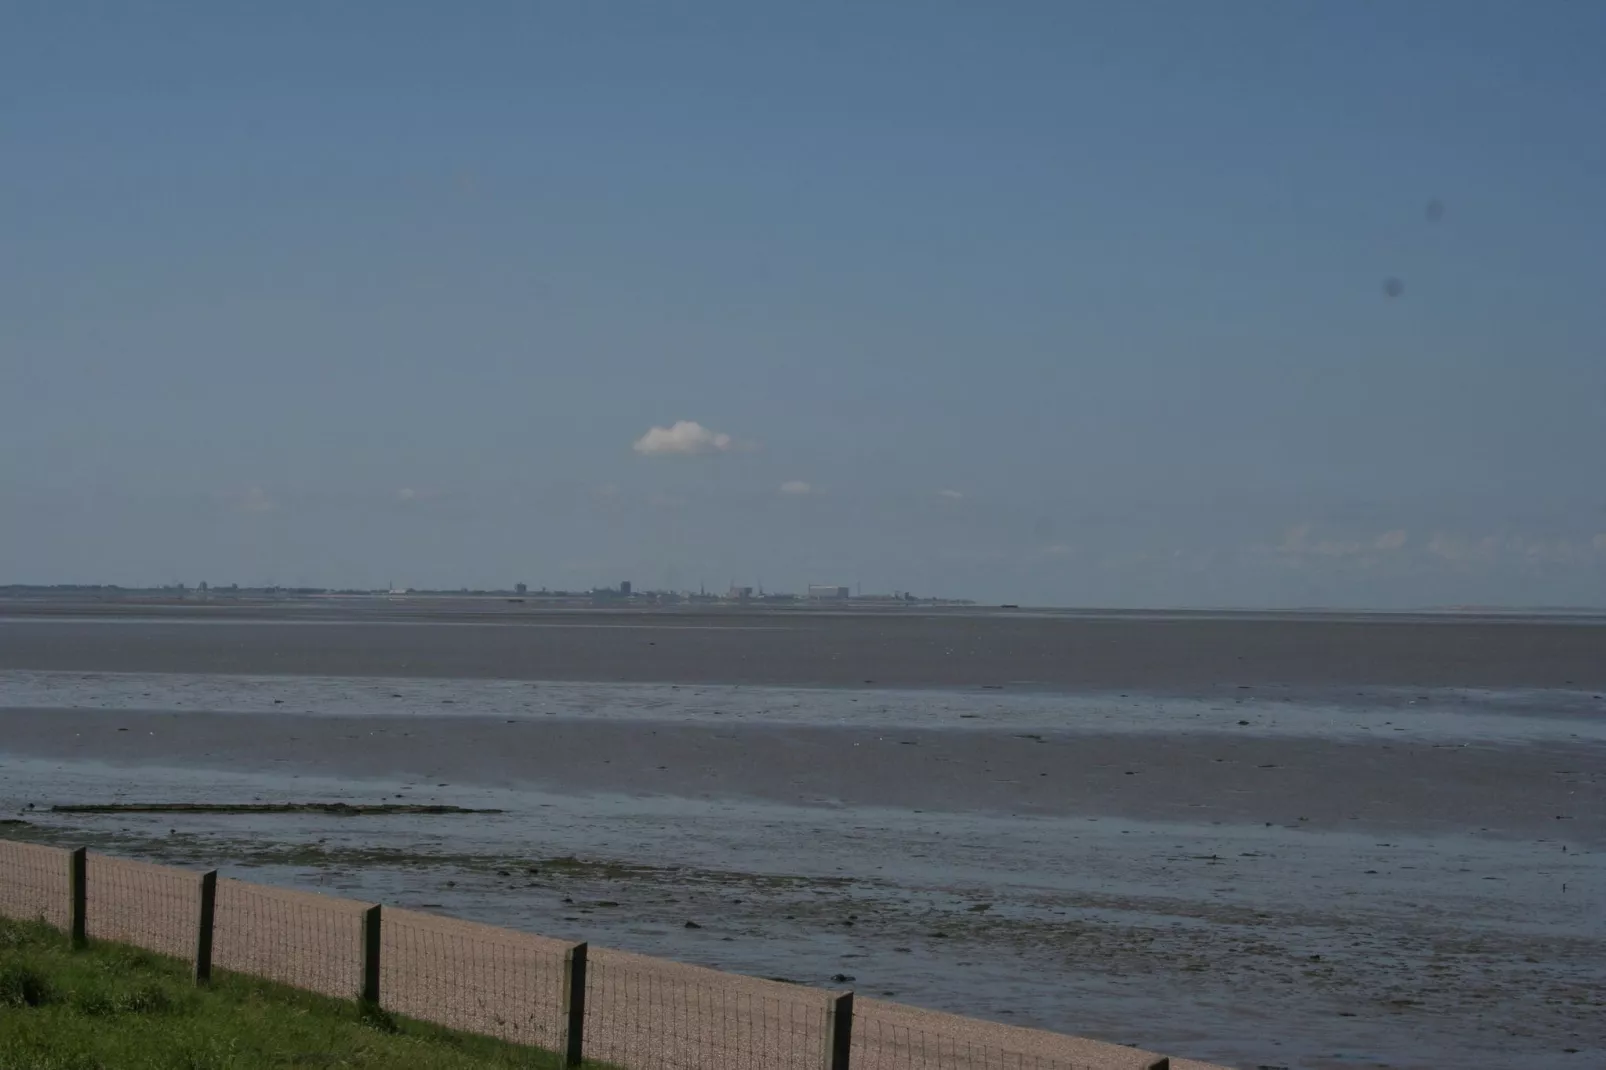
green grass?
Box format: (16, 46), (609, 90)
(0, 916), (580, 1070)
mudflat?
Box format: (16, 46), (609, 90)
(2, 600), (1605, 690)
(2, 600), (1603, 1069)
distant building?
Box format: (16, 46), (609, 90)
(515, 582), (528, 595)
(728, 586), (754, 601)
(620, 580), (632, 596)
(807, 584), (851, 600)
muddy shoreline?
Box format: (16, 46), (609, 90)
(4, 696), (1601, 1069)
(6, 790), (1600, 1070)
(3, 606), (1604, 1068)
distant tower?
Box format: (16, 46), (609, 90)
(620, 580), (632, 596)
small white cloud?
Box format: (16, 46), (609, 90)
(1426, 533), (1498, 564)
(1373, 529), (1408, 551)
(239, 487), (275, 514)
(1280, 524), (1312, 552)
(1278, 524), (1408, 559)
(396, 487), (417, 503)
(779, 480), (813, 495)
(1281, 525), (1361, 557)
(633, 421), (734, 456)
(1520, 538), (1585, 566)
(1042, 543), (1075, 556)
(938, 489), (964, 500)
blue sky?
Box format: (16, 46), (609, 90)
(3, 2), (1604, 606)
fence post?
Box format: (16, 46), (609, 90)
(194, 871), (218, 985)
(360, 905), (382, 1006)
(825, 990), (854, 1070)
(1143, 1059), (1171, 1070)
(68, 847), (87, 949)
(564, 941), (588, 1067)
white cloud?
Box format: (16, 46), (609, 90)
(1042, 543), (1075, 556)
(938, 489), (964, 500)
(1426, 533), (1498, 565)
(396, 487), (417, 503)
(1280, 525), (1362, 558)
(633, 421), (734, 456)
(239, 487), (275, 514)
(1519, 538), (1586, 566)
(1373, 529), (1408, 551)
(779, 480), (813, 495)
(1277, 525), (1409, 559)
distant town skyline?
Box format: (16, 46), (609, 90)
(0, 580), (979, 610)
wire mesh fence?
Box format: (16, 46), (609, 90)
(380, 906), (570, 1050)
(211, 877), (367, 1000)
(85, 851), (197, 961)
(0, 839), (68, 928)
(582, 949), (832, 1070)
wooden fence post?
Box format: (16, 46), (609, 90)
(825, 990), (854, 1070)
(564, 942), (588, 1067)
(68, 847), (87, 949)
(194, 871), (218, 984)
(360, 905), (382, 1006)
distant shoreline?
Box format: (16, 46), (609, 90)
(2, 588), (1605, 622)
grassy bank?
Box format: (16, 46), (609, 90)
(0, 916), (572, 1070)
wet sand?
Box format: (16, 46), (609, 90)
(1, 707), (1599, 845)
(2, 602), (1604, 1069)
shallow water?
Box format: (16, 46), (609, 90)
(3, 669), (1603, 745)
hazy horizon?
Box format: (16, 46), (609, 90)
(6, 579), (1606, 617)
(5, 3), (1604, 609)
